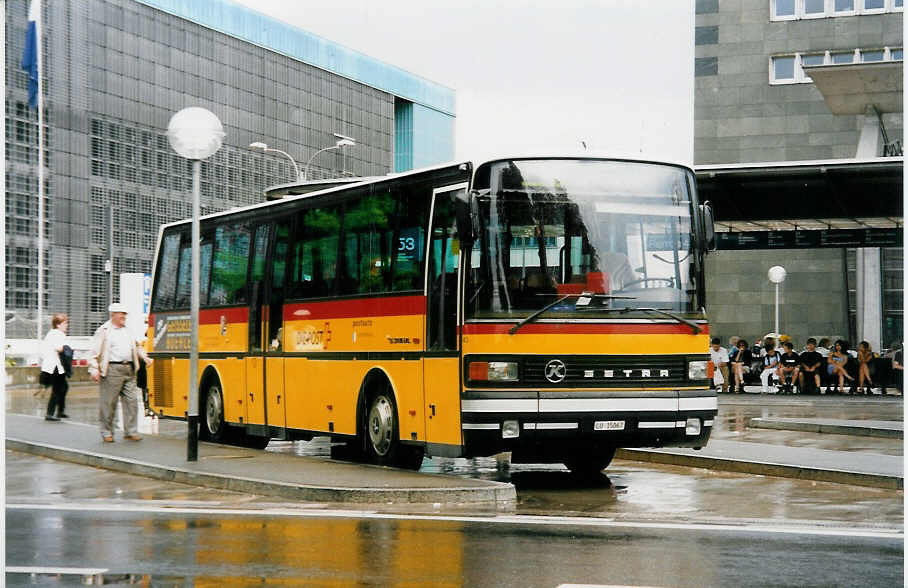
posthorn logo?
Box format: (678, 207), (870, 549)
(544, 359), (567, 383)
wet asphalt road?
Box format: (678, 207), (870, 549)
(6, 505), (903, 587)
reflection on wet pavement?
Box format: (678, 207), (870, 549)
(6, 386), (903, 527)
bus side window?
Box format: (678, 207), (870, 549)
(151, 232), (181, 311)
(210, 223), (251, 306)
(174, 239), (213, 309)
(292, 207), (340, 299)
(384, 182), (428, 292)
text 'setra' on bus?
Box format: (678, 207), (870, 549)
(147, 156), (718, 473)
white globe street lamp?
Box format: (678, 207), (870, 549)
(167, 107), (224, 462)
(767, 265), (787, 339)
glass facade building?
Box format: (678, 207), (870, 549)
(4, 0), (456, 336)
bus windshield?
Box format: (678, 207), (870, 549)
(466, 159), (699, 320)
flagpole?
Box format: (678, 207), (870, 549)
(35, 0), (44, 340)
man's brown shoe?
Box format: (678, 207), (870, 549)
(102, 436), (114, 443)
(124, 434), (142, 441)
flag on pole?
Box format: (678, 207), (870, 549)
(21, 0), (40, 109)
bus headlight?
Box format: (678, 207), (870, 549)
(685, 417), (701, 436)
(687, 360), (708, 380)
(469, 361), (518, 382)
(502, 420), (520, 439)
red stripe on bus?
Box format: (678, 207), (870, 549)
(149, 308), (249, 326)
(461, 323), (709, 335)
(199, 307), (249, 325)
(284, 295), (426, 320)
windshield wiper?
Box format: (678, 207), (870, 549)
(620, 307), (701, 334)
(508, 293), (634, 335)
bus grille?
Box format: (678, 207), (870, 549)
(152, 359), (173, 407)
(519, 354), (691, 388)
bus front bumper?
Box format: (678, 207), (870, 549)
(460, 389), (716, 460)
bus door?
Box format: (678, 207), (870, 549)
(245, 223), (271, 431)
(264, 221), (290, 434)
(424, 184), (469, 449)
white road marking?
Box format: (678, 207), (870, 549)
(7, 503), (902, 540)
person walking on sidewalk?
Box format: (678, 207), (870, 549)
(40, 313), (71, 421)
(88, 303), (152, 443)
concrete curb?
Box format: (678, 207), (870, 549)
(615, 448), (903, 490)
(749, 418), (903, 439)
(7, 438), (517, 505)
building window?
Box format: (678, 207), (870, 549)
(772, 56), (796, 82)
(771, 0), (902, 19)
(771, 48), (902, 84)
(804, 0), (827, 15)
(695, 57), (719, 77)
(773, 0), (797, 18)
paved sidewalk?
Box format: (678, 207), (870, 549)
(749, 417), (903, 438)
(5, 414), (516, 505)
(618, 438), (903, 490)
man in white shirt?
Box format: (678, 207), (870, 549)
(709, 337), (730, 393)
(89, 303), (152, 443)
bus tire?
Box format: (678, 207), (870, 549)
(564, 448), (616, 478)
(200, 380), (227, 443)
(364, 390), (423, 470)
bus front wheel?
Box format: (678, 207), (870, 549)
(564, 448), (616, 478)
(365, 392), (423, 470)
(201, 381), (227, 442)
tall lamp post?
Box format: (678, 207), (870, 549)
(303, 135), (356, 181)
(249, 142), (301, 182)
(167, 107), (224, 462)
(768, 265), (787, 338)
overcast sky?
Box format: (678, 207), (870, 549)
(233, 0), (694, 164)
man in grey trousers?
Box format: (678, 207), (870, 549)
(88, 303), (152, 443)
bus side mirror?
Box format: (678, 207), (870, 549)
(699, 202), (716, 252)
(454, 190), (476, 244)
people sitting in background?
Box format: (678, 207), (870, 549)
(709, 337), (730, 393)
(760, 342), (781, 393)
(730, 339), (752, 394)
(816, 337), (831, 359)
(827, 339), (855, 393)
(856, 341), (875, 395)
(728, 336), (740, 361)
(893, 343), (903, 394)
(798, 338), (824, 394)
(761, 336), (775, 358)
(777, 341), (800, 393)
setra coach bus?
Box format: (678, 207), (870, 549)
(146, 156), (718, 473)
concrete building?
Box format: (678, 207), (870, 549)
(695, 0), (903, 351)
(5, 0), (456, 336)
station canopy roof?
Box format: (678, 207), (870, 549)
(695, 157), (903, 233)
(802, 61), (903, 115)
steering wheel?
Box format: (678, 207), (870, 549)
(617, 277), (674, 290)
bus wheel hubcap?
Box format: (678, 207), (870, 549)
(368, 396), (393, 456)
(206, 387), (222, 434)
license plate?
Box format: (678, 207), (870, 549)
(594, 420), (625, 431)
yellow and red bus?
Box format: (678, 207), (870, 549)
(147, 157), (717, 473)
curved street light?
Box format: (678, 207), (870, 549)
(249, 142), (302, 182)
(167, 107), (224, 463)
(303, 137), (356, 181)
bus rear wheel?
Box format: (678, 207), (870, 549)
(365, 392), (423, 470)
(564, 448), (616, 478)
(201, 381), (227, 442)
